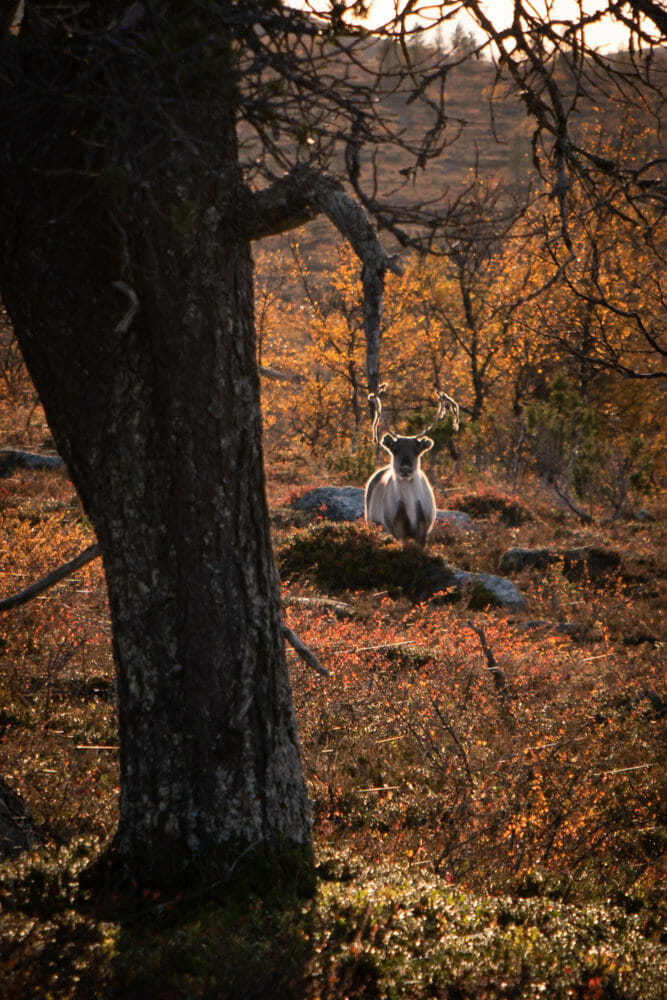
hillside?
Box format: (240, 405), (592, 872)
(256, 43), (667, 279)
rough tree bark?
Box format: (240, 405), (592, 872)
(0, 7), (397, 892)
(0, 17), (313, 891)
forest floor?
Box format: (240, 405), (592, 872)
(0, 449), (664, 999)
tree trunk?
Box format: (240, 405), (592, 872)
(0, 20), (311, 891)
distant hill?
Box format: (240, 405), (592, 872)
(255, 40), (666, 278)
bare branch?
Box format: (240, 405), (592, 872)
(0, 542), (330, 680)
(466, 621), (509, 701)
(248, 165), (403, 394)
(0, 543), (101, 613)
(282, 623), (330, 678)
(553, 480), (594, 525)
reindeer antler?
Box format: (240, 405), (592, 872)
(423, 390), (460, 434)
(369, 386), (460, 442)
(368, 382), (393, 444)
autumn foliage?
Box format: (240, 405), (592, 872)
(258, 202), (664, 516)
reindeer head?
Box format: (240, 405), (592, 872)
(380, 431), (433, 479)
(368, 384), (460, 480)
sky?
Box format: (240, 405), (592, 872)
(291, 1), (638, 53)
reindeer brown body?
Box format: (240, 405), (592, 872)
(364, 387), (459, 546)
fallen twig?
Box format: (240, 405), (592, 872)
(466, 621), (509, 700)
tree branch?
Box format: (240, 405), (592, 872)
(614, 0), (667, 37)
(466, 621), (509, 701)
(282, 622), (330, 678)
(552, 480), (593, 525)
(0, 543), (330, 678)
(0, 543), (101, 612)
(247, 165), (403, 394)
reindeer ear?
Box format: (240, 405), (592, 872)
(416, 436), (434, 454)
(381, 433), (397, 454)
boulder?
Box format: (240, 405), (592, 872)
(291, 487), (473, 530)
(290, 486), (365, 522)
(435, 509), (474, 530)
(500, 547), (557, 574)
(563, 545), (622, 584)
(416, 565), (525, 609)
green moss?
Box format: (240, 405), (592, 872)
(467, 580), (498, 610)
(2, 846), (664, 999)
(277, 521), (443, 597)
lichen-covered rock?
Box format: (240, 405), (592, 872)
(418, 566), (525, 609)
(290, 486), (366, 522)
(435, 509), (474, 530)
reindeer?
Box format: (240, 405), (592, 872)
(364, 386), (459, 545)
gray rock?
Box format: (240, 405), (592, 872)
(291, 486), (365, 522)
(291, 487), (473, 530)
(470, 572), (525, 609)
(416, 566), (524, 609)
(563, 545), (622, 583)
(500, 547), (556, 574)
(435, 509), (474, 530)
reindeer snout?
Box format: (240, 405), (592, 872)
(398, 461), (414, 478)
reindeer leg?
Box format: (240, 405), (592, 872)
(390, 502), (411, 541)
(415, 501), (429, 546)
